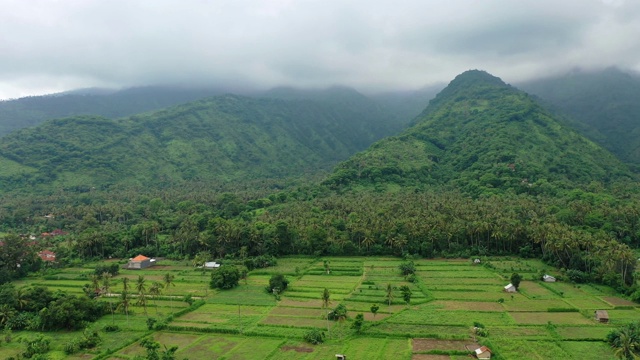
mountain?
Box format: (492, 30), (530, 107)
(324, 70), (632, 196)
(0, 86), (233, 137)
(0, 91), (400, 193)
(519, 68), (640, 166)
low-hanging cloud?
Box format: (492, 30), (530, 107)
(1, 0), (639, 99)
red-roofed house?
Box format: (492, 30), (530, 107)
(474, 346), (492, 359)
(38, 250), (56, 262)
(126, 254), (155, 269)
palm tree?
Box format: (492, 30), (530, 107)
(386, 284), (394, 306)
(135, 275), (148, 317)
(101, 273), (115, 323)
(116, 291), (131, 326)
(163, 273), (176, 312)
(321, 288), (331, 334)
(149, 281), (162, 314)
(0, 304), (16, 326)
(15, 288), (29, 310)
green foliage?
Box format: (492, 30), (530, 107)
(510, 273), (522, 290)
(607, 321), (640, 360)
(327, 303), (348, 321)
(399, 261), (416, 276)
(351, 313), (365, 333)
(400, 285), (412, 305)
(303, 328), (325, 345)
(210, 266), (240, 290)
(63, 327), (101, 355)
(370, 304), (379, 318)
(94, 263), (119, 277)
(244, 255), (277, 271)
(22, 335), (50, 359)
(266, 274), (289, 295)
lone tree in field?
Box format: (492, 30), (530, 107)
(400, 285), (412, 307)
(510, 273), (522, 290)
(266, 274), (289, 296)
(135, 275), (148, 317)
(163, 273), (176, 311)
(148, 281), (162, 314)
(351, 313), (364, 334)
(211, 266), (240, 290)
(370, 304), (379, 319)
(322, 288), (331, 333)
(386, 284), (394, 306)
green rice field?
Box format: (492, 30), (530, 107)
(1, 256), (637, 359)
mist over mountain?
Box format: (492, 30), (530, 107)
(0, 86), (236, 138)
(519, 67), (640, 166)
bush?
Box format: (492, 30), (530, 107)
(399, 261), (416, 276)
(266, 274), (289, 295)
(327, 304), (348, 321)
(103, 325), (119, 332)
(303, 329), (325, 345)
(244, 255), (277, 271)
(94, 263), (119, 277)
(210, 266), (240, 290)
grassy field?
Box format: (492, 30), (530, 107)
(1, 256), (637, 359)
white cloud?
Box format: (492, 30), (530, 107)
(1, 0), (639, 99)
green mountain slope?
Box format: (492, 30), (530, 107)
(519, 68), (640, 166)
(0, 93), (397, 193)
(325, 70), (632, 195)
(0, 86), (230, 137)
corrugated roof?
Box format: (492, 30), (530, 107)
(131, 254), (150, 261)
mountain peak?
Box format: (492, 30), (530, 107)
(449, 70), (506, 87)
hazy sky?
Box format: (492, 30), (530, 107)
(1, 0), (639, 99)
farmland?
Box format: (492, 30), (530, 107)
(1, 257), (637, 359)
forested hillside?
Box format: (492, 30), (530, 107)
(0, 86), (234, 137)
(325, 70), (632, 196)
(520, 67), (640, 166)
(0, 93), (398, 193)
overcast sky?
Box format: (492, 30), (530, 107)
(1, 0), (639, 99)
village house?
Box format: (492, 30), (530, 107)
(503, 283), (517, 293)
(542, 274), (556, 282)
(204, 261), (221, 269)
(594, 310), (609, 323)
(126, 254), (156, 269)
(38, 250), (56, 262)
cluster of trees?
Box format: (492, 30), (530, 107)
(607, 321), (640, 359)
(0, 284), (106, 331)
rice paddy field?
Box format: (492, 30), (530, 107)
(2, 256), (638, 359)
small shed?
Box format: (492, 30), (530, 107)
(335, 355), (346, 360)
(504, 283), (517, 293)
(127, 254), (154, 269)
(595, 310), (609, 323)
(543, 274), (556, 282)
(474, 346), (492, 359)
(473, 258), (481, 264)
(204, 261), (221, 269)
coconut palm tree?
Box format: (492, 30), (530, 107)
(321, 288), (331, 334)
(386, 284), (394, 306)
(163, 273), (176, 312)
(135, 275), (148, 317)
(149, 281), (162, 314)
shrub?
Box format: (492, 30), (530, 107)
(103, 325), (119, 332)
(303, 329), (325, 345)
(210, 266), (240, 290)
(266, 274), (289, 295)
(328, 304), (348, 321)
(399, 261), (416, 276)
